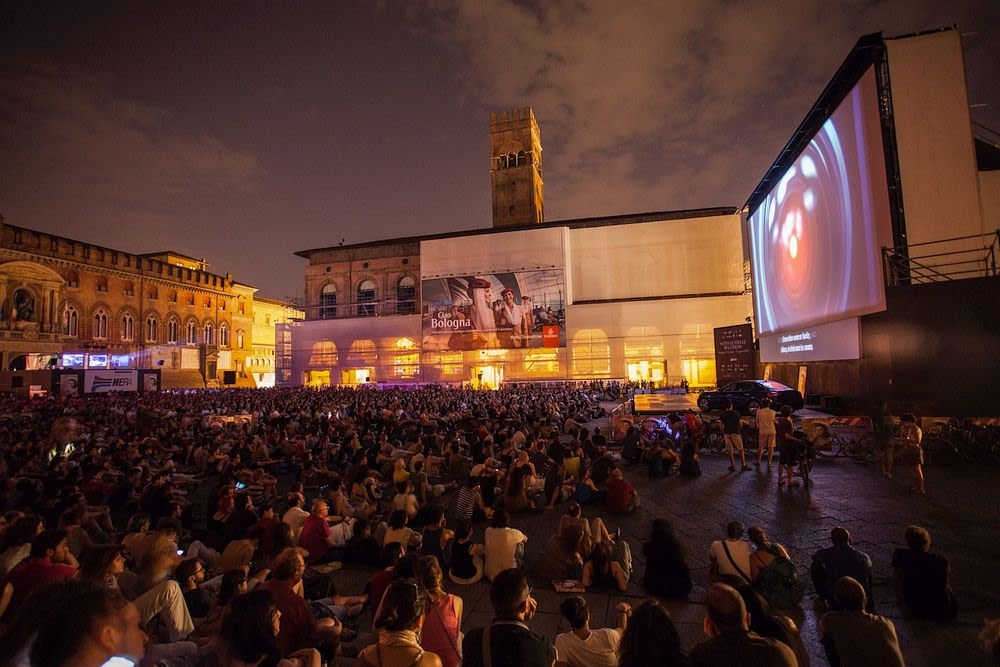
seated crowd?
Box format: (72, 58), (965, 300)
(0, 384), (966, 666)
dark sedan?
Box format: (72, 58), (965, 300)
(697, 380), (804, 414)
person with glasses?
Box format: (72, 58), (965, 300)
(463, 568), (556, 667)
(358, 578), (443, 667)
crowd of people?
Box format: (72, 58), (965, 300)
(0, 384), (983, 667)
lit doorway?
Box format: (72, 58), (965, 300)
(306, 370), (331, 388)
(626, 360), (664, 383)
(681, 357), (716, 388)
(341, 368), (372, 386)
(471, 365), (503, 390)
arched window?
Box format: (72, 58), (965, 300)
(63, 305), (79, 337)
(397, 276), (416, 314)
(320, 284), (337, 319)
(120, 313), (134, 341)
(238, 299), (246, 315)
(204, 322), (214, 345)
(219, 299), (227, 311)
(219, 323), (229, 347)
(186, 320), (196, 345)
(516, 150), (526, 166)
(93, 309), (108, 339)
(357, 280), (376, 317)
(497, 154), (508, 169)
(146, 316), (158, 342)
(66, 271), (79, 288)
(203, 296), (212, 309)
(236, 330), (245, 349)
(167, 317), (179, 343)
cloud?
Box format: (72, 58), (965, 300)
(414, 0), (998, 217)
(0, 59), (262, 239)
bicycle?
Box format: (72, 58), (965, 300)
(704, 418), (727, 455)
(922, 419), (960, 466)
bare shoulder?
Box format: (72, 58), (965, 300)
(421, 652), (444, 667)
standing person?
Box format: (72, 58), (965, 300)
(872, 400), (896, 479)
(484, 509), (528, 581)
(357, 579), (443, 667)
(775, 406), (801, 488)
(554, 597), (630, 667)
(416, 556), (464, 667)
(617, 600), (688, 667)
(810, 527), (875, 612)
(462, 568), (556, 667)
(899, 414), (925, 495)
(820, 576), (904, 667)
(708, 522), (752, 586)
(720, 402), (750, 472)
(690, 584), (796, 666)
(755, 399), (777, 469)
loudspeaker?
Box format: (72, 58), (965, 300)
(223, 370), (237, 385)
(11, 377), (24, 388)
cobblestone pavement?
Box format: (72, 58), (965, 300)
(329, 444), (999, 665)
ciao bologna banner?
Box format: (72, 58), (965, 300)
(84, 369), (138, 393)
(422, 270), (566, 351)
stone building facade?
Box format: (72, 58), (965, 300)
(0, 221), (291, 388)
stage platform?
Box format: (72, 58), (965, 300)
(632, 392), (698, 415)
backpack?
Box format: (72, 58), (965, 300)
(754, 549), (805, 609)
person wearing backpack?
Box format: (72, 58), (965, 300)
(747, 527), (804, 610)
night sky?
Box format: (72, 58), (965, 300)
(2, 1), (998, 301)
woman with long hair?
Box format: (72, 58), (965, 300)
(414, 556), (463, 667)
(357, 579), (442, 667)
(643, 519), (692, 599)
(217, 589), (320, 667)
(747, 526), (802, 609)
(736, 585), (811, 666)
(79, 544), (127, 589)
(618, 600), (688, 667)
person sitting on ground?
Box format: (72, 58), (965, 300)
(368, 542), (406, 616)
(820, 576), (904, 667)
(555, 596), (630, 667)
(535, 521), (586, 581)
(0, 514), (43, 578)
(462, 568), (555, 667)
(503, 466), (536, 513)
(4, 528), (79, 615)
(571, 466), (606, 505)
(483, 509), (528, 581)
(282, 492), (310, 542)
(455, 477), (491, 523)
(419, 507), (454, 568)
(448, 519), (485, 585)
(810, 526), (875, 612)
(617, 600), (688, 667)
(176, 556), (213, 619)
(344, 517), (383, 566)
(604, 469), (639, 514)
(258, 551), (345, 655)
(216, 588), (321, 667)
(690, 583), (796, 667)
(217, 524), (266, 574)
(392, 481), (420, 522)
(357, 578), (442, 667)
(747, 526), (802, 609)
(643, 518), (692, 599)
(582, 538), (631, 593)
(709, 521), (752, 586)
(299, 500), (343, 565)
(383, 510), (422, 550)
(891, 524), (958, 621)
(415, 555), (464, 667)
(735, 585), (810, 667)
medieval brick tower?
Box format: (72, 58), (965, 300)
(490, 107), (544, 228)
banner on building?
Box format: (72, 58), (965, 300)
(713, 323), (755, 389)
(84, 370), (138, 393)
(421, 269), (566, 351)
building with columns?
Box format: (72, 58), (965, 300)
(0, 220), (296, 390)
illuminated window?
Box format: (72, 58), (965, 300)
(120, 313), (134, 341)
(308, 340), (338, 366)
(392, 337), (419, 377)
(63, 305), (79, 337)
(348, 339), (377, 364)
(93, 309), (108, 339)
(523, 349), (559, 374)
(572, 328), (611, 378)
(238, 299), (245, 314)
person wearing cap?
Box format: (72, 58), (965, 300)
(520, 295), (535, 346)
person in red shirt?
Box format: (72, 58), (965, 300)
(299, 500), (339, 565)
(255, 503), (279, 557)
(5, 529), (79, 616)
(605, 469), (640, 514)
(260, 551), (344, 654)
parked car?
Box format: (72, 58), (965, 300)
(697, 380), (804, 414)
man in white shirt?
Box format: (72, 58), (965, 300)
(484, 509), (528, 580)
(709, 521), (753, 585)
(555, 596), (630, 667)
(281, 492), (309, 542)
(755, 399), (778, 468)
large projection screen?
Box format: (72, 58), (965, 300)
(749, 66), (893, 336)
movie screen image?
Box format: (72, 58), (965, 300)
(421, 269), (566, 351)
(749, 66), (892, 335)
(88, 354), (109, 368)
(62, 353), (85, 368)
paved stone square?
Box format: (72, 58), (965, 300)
(329, 436), (999, 666)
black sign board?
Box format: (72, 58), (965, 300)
(714, 323), (755, 389)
